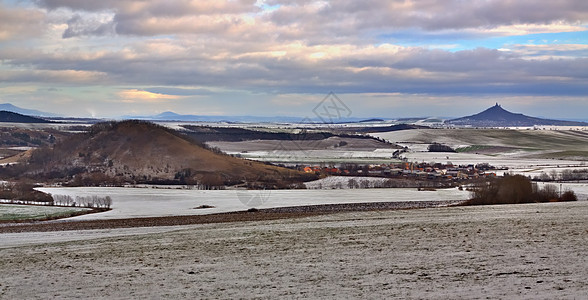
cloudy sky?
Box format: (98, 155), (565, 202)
(1, 0), (587, 119)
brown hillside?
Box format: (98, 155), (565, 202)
(20, 121), (315, 187)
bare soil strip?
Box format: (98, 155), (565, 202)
(0, 200), (462, 233)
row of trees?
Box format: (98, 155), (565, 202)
(52, 194), (112, 209)
(0, 183), (112, 209)
(533, 169), (588, 182)
(309, 178), (454, 189)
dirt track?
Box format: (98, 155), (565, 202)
(1, 201), (587, 299)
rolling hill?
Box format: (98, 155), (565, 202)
(16, 121), (315, 187)
(447, 104), (587, 127)
(0, 103), (58, 117)
(0, 111), (52, 123)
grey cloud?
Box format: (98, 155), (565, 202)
(266, 0), (588, 35)
(35, 0), (125, 12)
(62, 15), (115, 38)
(5, 40), (587, 96)
(507, 45), (588, 60)
(38, 0), (588, 39)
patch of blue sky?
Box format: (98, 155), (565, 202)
(378, 28), (588, 52)
(255, 0), (281, 13)
(5, 0), (31, 7)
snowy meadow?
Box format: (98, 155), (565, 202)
(36, 186), (470, 220)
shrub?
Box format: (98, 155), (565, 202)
(533, 183), (559, 202)
(428, 143), (456, 153)
(466, 175), (577, 205)
(560, 190), (578, 202)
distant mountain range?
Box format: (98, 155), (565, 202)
(447, 104), (588, 127)
(0, 103), (59, 117)
(1, 102), (586, 126)
(0, 111), (52, 123)
(124, 111), (374, 123)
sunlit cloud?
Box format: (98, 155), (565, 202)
(118, 89), (183, 103)
(504, 44), (588, 60)
(482, 22), (588, 36)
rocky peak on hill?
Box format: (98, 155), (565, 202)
(447, 103), (587, 127)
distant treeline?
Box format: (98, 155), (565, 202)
(336, 124), (428, 133)
(533, 169), (588, 182)
(182, 125), (378, 143)
(308, 178), (456, 189)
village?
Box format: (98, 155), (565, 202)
(297, 161), (500, 181)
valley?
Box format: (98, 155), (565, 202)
(0, 106), (587, 299)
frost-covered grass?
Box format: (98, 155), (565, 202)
(0, 204), (91, 221)
(2, 201), (588, 298)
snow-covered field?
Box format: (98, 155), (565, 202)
(231, 149), (400, 164)
(305, 176), (395, 189)
(1, 201), (587, 298)
(207, 128), (586, 173)
(373, 128), (588, 149)
(36, 186), (470, 220)
(400, 151), (585, 170)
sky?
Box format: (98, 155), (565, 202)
(0, 0), (587, 119)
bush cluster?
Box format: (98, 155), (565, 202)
(466, 174), (577, 205)
(0, 182), (54, 203)
(427, 143), (456, 153)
